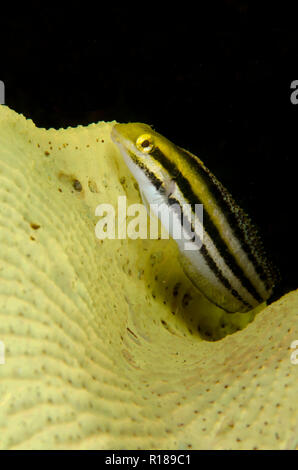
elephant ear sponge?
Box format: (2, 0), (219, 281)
(0, 104), (297, 450)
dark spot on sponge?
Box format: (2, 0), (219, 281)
(30, 223), (40, 230)
(173, 282), (180, 297)
(182, 293), (192, 307)
(73, 180), (82, 192)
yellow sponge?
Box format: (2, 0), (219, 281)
(0, 105), (297, 449)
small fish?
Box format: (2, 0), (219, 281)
(111, 122), (279, 313)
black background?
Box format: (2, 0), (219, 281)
(2, 2), (298, 303)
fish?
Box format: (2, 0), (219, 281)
(111, 122), (279, 313)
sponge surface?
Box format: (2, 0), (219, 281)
(0, 106), (297, 449)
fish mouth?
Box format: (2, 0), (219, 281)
(111, 124), (136, 157)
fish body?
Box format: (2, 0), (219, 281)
(111, 122), (278, 313)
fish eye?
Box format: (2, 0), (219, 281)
(136, 134), (155, 153)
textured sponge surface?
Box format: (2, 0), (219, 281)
(0, 106), (297, 449)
